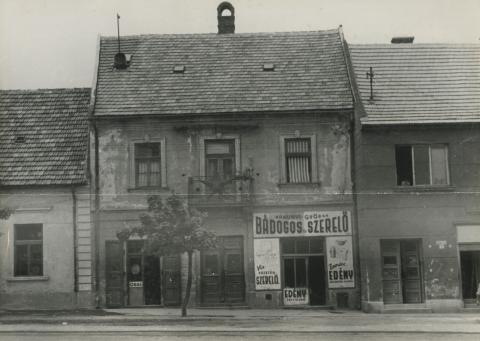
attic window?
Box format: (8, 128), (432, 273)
(173, 65), (186, 73)
(14, 136), (25, 143)
(263, 63), (275, 71)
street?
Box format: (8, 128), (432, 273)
(0, 331), (479, 341)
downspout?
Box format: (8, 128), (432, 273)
(71, 187), (78, 293)
(339, 26), (362, 309)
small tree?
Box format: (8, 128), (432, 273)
(117, 194), (216, 317)
(0, 207), (13, 237)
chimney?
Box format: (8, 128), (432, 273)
(217, 2), (235, 34)
(391, 36), (414, 44)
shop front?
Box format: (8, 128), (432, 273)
(457, 225), (480, 306)
(253, 211), (355, 308)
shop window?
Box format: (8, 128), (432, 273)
(395, 144), (449, 186)
(14, 224), (43, 276)
(282, 238), (324, 255)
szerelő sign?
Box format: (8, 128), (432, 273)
(253, 238), (281, 290)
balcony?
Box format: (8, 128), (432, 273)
(187, 174), (253, 207)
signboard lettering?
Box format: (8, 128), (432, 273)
(326, 236), (355, 288)
(283, 288), (309, 305)
(254, 239), (281, 290)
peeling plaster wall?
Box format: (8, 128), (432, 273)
(356, 125), (480, 310)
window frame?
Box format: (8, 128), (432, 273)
(199, 135), (241, 178)
(279, 134), (317, 184)
(129, 138), (167, 189)
(14, 224), (43, 277)
(395, 144), (450, 187)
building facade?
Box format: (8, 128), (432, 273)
(349, 42), (480, 312)
(91, 4), (359, 309)
(0, 89), (94, 309)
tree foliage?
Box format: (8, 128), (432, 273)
(117, 194), (216, 316)
(0, 208), (12, 220)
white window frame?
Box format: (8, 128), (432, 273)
(129, 138), (167, 188)
(279, 134), (317, 184)
(199, 135), (241, 177)
(397, 144), (449, 186)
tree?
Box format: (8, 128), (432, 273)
(117, 195), (216, 317)
(0, 207), (13, 237)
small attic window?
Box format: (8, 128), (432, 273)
(173, 65), (186, 73)
(263, 63), (275, 71)
(15, 136), (26, 143)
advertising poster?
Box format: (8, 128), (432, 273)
(253, 238), (281, 290)
(326, 236), (355, 288)
(283, 288), (309, 305)
(253, 211), (351, 238)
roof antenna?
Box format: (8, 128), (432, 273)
(114, 13), (128, 69)
(366, 67), (375, 100)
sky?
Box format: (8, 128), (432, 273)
(1, 0), (479, 89)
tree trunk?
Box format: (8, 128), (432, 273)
(181, 251), (193, 317)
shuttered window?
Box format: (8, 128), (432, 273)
(285, 138), (311, 183)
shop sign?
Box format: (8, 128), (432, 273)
(326, 236), (355, 288)
(283, 288), (309, 305)
(253, 211), (351, 238)
(254, 238), (281, 290)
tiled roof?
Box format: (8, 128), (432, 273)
(0, 88), (90, 186)
(350, 44), (480, 125)
(94, 29), (353, 116)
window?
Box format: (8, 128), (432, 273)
(285, 138), (312, 183)
(135, 143), (161, 188)
(14, 224), (43, 276)
(205, 139), (235, 179)
(395, 144), (449, 186)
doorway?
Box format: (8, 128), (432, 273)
(460, 251), (480, 301)
(381, 239), (423, 304)
(201, 236), (245, 304)
(282, 238), (326, 306)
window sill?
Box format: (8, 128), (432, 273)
(277, 182), (321, 187)
(393, 185), (456, 193)
(7, 276), (49, 282)
(127, 187), (170, 193)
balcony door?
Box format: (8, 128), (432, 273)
(205, 139), (235, 180)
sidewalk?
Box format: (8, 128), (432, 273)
(0, 308), (480, 334)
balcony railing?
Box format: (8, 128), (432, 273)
(187, 174), (253, 206)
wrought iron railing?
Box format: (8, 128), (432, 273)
(187, 174), (253, 206)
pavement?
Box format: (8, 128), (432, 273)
(0, 308), (480, 334)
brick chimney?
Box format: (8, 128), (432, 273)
(217, 2), (235, 34)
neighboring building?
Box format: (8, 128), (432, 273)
(349, 41), (480, 312)
(0, 88), (94, 309)
(91, 3), (358, 309)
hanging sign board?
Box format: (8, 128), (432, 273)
(326, 236), (355, 288)
(253, 238), (281, 290)
(283, 288), (309, 305)
(253, 211), (351, 238)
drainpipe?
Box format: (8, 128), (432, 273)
(71, 187), (78, 293)
(93, 121), (100, 308)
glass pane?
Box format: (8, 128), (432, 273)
(206, 159), (218, 177)
(395, 146), (413, 186)
(296, 239), (309, 253)
(431, 146), (448, 185)
(284, 258), (295, 287)
(135, 143), (160, 158)
(30, 244), (43, 276)
(413, 145), (429, 185)
(310, 238), (324, 253)
(287, 156), (311, 183)
(204, 254), (219, 275)
(150, 161), (161, 186)
(128, 255), (142, 281)
(283, 239), (295, 254)
(295, 258), (307, 287)
(222, 159), (234, 177)
(137, 161), (148, 187)
(15, 225), (42, 241)
(15, 244), (29, 276)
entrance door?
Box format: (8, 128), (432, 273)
(381, 240), (423, 304)
(308, 256), (326, 305)
(144, 255), (161, 305)
(162, 255), (181, 306)
(460, 251), (480, 300)
(105, 241), (124, 308)
(201, 236), (244, 304)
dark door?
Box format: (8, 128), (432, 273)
(461, 251), (480, 300)
(201, 250), (222, 303)
(224, 249), (245, 302)
(308, 256), (326, 305)
(144, 255), (161, 305)
(162, 255), (181, 306)
(105, 241), (124, 308)
(401, 240), (422, 303)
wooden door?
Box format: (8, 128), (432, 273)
(201, 250), (222, 303)
(381, 241), (402, 304)
(401, 240), (422, 303)
(224, 249), (244, 302)
(162, 255), (181, 306)
(105, 241), (124, 308)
